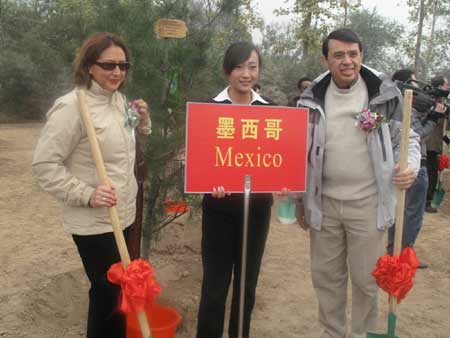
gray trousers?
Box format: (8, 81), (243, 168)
(310, 194), (384, 338)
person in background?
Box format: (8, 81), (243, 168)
(295, 29), (420, 338)
(287, 76), (312, 106)
(32, 32), (151, 338)
(252, 83), (276, 105)
(425, 75), (450, 213)
(196, 41), (275, 338)
(389, 69), (446, 268)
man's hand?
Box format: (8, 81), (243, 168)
(429, 102), (447, 121)
(296, 206), (309, 230)
(392, 164), (416, 190)
(435, 102), (447, 114)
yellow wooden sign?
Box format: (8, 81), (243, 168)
(154, 19), (188, 39)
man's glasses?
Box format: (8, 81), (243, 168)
(94, 62), (130, 71)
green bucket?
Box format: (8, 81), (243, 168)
(431, 180), (445, 208)
(277, 199), (296, 224)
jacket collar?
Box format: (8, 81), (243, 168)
(83, 80), (125, 107)
(88, 80), (115, 98)
(302, 65), (398, 105)
(213, 86), (269, 104)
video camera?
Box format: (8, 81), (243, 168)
(396, 79), (450, 116)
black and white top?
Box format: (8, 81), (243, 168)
(203, 86), (276, 211)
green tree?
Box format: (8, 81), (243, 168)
(347, 8), (405, 74)
(259, 22), (325, 105)
(405, 0), (450, 78)
(275, 0), (361, 66)
(1, 0), (260, 257)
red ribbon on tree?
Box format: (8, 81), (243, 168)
(372, 247), (419, 303)
(163, 200), (188, 214)
(107, 259), (162, 313)
(438, 154), (450, 172)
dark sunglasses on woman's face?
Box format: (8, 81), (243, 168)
(94, 61), (130, 71)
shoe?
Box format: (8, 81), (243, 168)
(418, 262), (428, 269)
(425, 205), (437, 213)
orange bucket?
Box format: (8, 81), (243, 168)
(127, 303), (182, 338)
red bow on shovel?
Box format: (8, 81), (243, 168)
(108, 259), (162, 314)
(372, 247), (419, 304)
(78, 90), (155, 338)
(367, 90), (417, 338)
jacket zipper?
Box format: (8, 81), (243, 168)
(378, 127), (387, 161)
(113, 100), (133, 226)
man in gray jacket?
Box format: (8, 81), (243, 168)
(296, 29), (421, 338)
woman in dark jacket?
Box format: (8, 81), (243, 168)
(196, 41), (275, 338)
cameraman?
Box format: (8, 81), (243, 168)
(426, 75), (450, 213)
(389, 69), (444, 267)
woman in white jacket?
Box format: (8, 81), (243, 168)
(32, 32), (151, 338)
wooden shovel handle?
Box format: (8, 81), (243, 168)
(77, 90), (151, 338)
(389, 89), (413, 314)
(392, 89), (413, 257)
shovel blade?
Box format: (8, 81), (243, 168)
(366, 312), (398, 338)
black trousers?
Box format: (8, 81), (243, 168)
(426, 150), (440, 205)
(73, 227), (130, 338)
(196, 199), (271, 338)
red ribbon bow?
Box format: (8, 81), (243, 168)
(438, 154), (450, 172)
(372, 247), (419, 303)
(107, 259), (162, 313)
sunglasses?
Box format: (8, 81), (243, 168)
(94, 61), (130, 71)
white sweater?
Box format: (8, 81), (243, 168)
(322, 75), (377, 200)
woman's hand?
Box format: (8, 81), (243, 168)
(392, 164), (416, 190)
(132, 99), (151, 134)
(89, 184), (117, 208)
(276, 187), (290, 197)
(212, 186), (231, 199)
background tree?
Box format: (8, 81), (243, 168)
(347, 8), (405, 74)
(405, 0), (450, 79)
(0, 0), (261, 257)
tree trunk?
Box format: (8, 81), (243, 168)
(142, 175), (162, 259)
(300, 11), (312, 63)
(343, 0), (348, 26)
(424, 0), (439, 76)
(414, 0), (426, 76)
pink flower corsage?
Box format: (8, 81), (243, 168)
(354, 108), (386, 132)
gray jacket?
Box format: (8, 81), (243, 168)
(411, 107), (437, 159)
(297, 65), (421, 231)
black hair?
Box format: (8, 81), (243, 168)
(322, 28), (362, 57)
(252, 83), (261, 90)
(431, 75), (447, 88)
(297, 77), (312, 90)
(223, 42), (262, 75)
(392, 69), (415, 82)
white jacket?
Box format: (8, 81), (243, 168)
(32, 81), (138, 235)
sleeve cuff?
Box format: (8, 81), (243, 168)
(81, 186), (95, 207)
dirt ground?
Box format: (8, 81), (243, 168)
(0, 123), (449, 338)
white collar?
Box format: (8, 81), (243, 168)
(212, 86), (268, 104)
